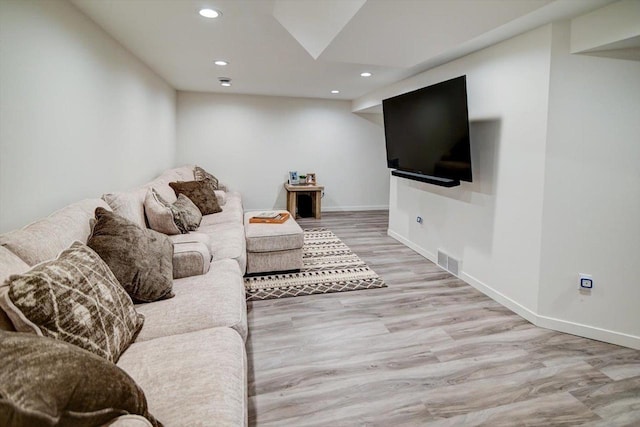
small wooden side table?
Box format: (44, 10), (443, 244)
(284, 183), (324, 219)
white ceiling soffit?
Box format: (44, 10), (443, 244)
(273, 0), (366, 60)
(319, 0), (553, 68)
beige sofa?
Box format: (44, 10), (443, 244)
(0, 166), (248, 426)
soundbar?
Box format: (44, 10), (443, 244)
(391, 170), (460, 187)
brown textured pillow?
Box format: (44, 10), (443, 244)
(88, 207), (175, 303)
(0, 241), (143, 363)
(194, 165), (220, 189)
(0, 331), (162, 427)
(169, 180), (222, 215)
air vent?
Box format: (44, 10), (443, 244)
(437, 250), (461, 277)
(437, 250), (448, 270)
(448, 257), (460, 276)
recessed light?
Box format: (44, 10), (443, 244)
(331, 90), (340, 94)
(199, 8), (221, 18)
(214, 60), (229, 66)
(360, 72), (372, 77)
(218, 77), (232, 87)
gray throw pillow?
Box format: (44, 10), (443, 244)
(169, 180), (222, 215)
(194, 165), (220, 189)
(0, 241), (143, 363)
(174, 193), (203, 231)
(0, 331), (162, 427)
(88, 207), (175, 303)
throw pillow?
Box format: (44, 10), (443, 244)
(193, 165), (220, 190)
(0, 241), (144, 363)
(0, 331), (162, 427)
(169, 180), (222, 215)
(144, 189), (182, 235)
(174, 193), (203, 231)
(144, 189), (202, 235)
(88, 208), (175, 303)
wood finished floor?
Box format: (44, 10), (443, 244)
(246, 211), (640, 426)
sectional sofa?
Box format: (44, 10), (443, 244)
(0, 165), (249, 426)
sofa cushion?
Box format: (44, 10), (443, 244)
(200, 192), (243, 227)
(169, 180), (222, 215)
(117, 327), (247, 427)
(88, 208), (174, 304)
(0, 247), (30, 332)
(0, 242), (144, 363)
(102, 188), (148, 229)
(199, 222), (247, 274)
(0, 332), (161, 427)
(134, 259), (247, 342)
(161, 165), (195, 182)
(144, 177), (177, 205)
(0, 199), (110, 266)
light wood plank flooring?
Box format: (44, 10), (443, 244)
(246, 211), (640, 426)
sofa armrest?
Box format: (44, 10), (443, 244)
(102, 415), (153, 427)
(172, 241), (211, 279)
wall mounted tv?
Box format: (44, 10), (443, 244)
(383, 75), (471, 187)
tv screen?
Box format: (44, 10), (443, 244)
(383, 75), (472, 183)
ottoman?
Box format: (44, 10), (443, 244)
(244, 211), (304, 275)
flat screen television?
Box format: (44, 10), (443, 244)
(383, 75), (471, 186)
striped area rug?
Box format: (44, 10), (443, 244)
(244, 228), (387, 301)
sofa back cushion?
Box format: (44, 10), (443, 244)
(142, 166), (195, 205)
(0, 199), (110, 266)
(165, 165), (195, 182)
(102, 188), (148, 229)
(0, 247), (30, 332)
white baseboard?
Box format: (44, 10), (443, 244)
(387, 229), (436, 261)
(322, 205), (389, 212)
(387, 229), (640, 350)
(535, 314), (640, 350)
(460, 272), (540, 326)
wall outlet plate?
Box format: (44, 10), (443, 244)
(579, 273), (593, 290)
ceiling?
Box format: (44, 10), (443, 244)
(71, 0), (616, 101)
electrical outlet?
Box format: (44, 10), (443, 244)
(579, 273), (593, 290)
(416, 216), (423, 224)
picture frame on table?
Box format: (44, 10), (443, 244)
(288, 171), (299, 185)
(306, 173), (316, 185)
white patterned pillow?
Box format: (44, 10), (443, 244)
(0, 241), (143, 363)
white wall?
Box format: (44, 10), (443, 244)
(537, 21), (640, 345)
(176, 92), (389, 212)
(377, 26), (553, 317)
(0, 0), (176, 232)
(355, 12), (640, 348)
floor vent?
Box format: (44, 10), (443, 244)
(437, 250), (461, 276)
